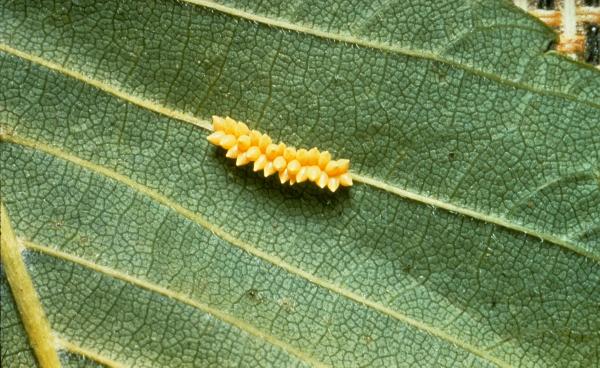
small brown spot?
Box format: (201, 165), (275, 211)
(278, 297), (295, 313)
(245, 288), (263, 304)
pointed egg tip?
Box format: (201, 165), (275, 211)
(236, 121), (250, 136)
(237, 135), (251, 151)
(224, 116), (238, 135)
(296, 167), (308, 183)
(318, 151), (331, 169)
(339, 173), (353, 187)
(212, 115), (226, 131)
(273, 156), (287, 172)
(327, 177), (340, 192)
(207, 131), (225, 145)
(226, 146), (239, 159)
(279, 169), (289, 184)
(307, 166), (321, 182)
(263, 162), (277, 177)
(236, 154), (249, 166)
(245, 147), (261, 161)
(317, 172), (329, 188)
(253, 155), (267, 172)
(338, 159), (350, 172)
(259, 134), (272, 151)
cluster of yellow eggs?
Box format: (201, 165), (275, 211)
(207, 116), (352, 192)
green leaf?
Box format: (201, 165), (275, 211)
(1, 0), (599, 367)
(1, 267), (37, 367)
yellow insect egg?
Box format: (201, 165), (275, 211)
(337, 159), (350, 173)
(207, 116), (352, 192)
(317, 172), (329, 188)
(307, 166), (321, 182)
(207, 130), (225, 145)
(296, 167), (308, 183)
(318, 151), (331, 169)
(211, 116), (226, 131)
(253, 155), (268, 172)
(287, 160), (301, 176)
(307, 148), (320, 165)
(245, 147), (261, 161)
(250, 130), (262, 146)
(265, 143), (280, 160)
(236, 154), (250, 167)
(263, 162), (277, 177)
(235, 121), (250, 136)
(327, 177), (340, 192)
(273, 156), (287, 172)
(237, 135), (252, 151)
(259, 134), (272, 151)
(223, 117), (238, 135)
(278, 169), (289, 184)
(283, 147), (297, 161)
(225, 146), (239, 159)
(297, 149), (309, 165)
(220, 135), (237, 150)
(339, 173), (353, 187)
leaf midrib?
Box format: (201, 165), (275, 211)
(0, 203), (61, 367)
(1, 44), (595, 262)
(1, 133), (512, 368)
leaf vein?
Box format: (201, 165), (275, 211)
(181, 0), (600, 110)
(26, 242), (327, 368)
(0, 203), (62, 368)
(3, 133), (514, 368)
(58, 337), (127, 368)
(349, 175), (599, 264)
(0, 45), (595, 258)
(0, 44), (212, 131)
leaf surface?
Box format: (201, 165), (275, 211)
(1, 0), (599, 367)
(1, 267), (37, 367)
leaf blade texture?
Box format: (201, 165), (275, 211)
(1, 0), (599, 367)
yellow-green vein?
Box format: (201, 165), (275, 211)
(0, 203), (61, 368)
(352, 173), (599, 263)
(1, 133), (512, 368)
(26, 242), (327, 368)
(181, 0), (600, 110)
(58, 338), (126, 368)
(0, 44), (211, 131)
(0, 45), (594, 263)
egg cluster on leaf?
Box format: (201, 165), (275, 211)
(207, 116), (353, 192)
